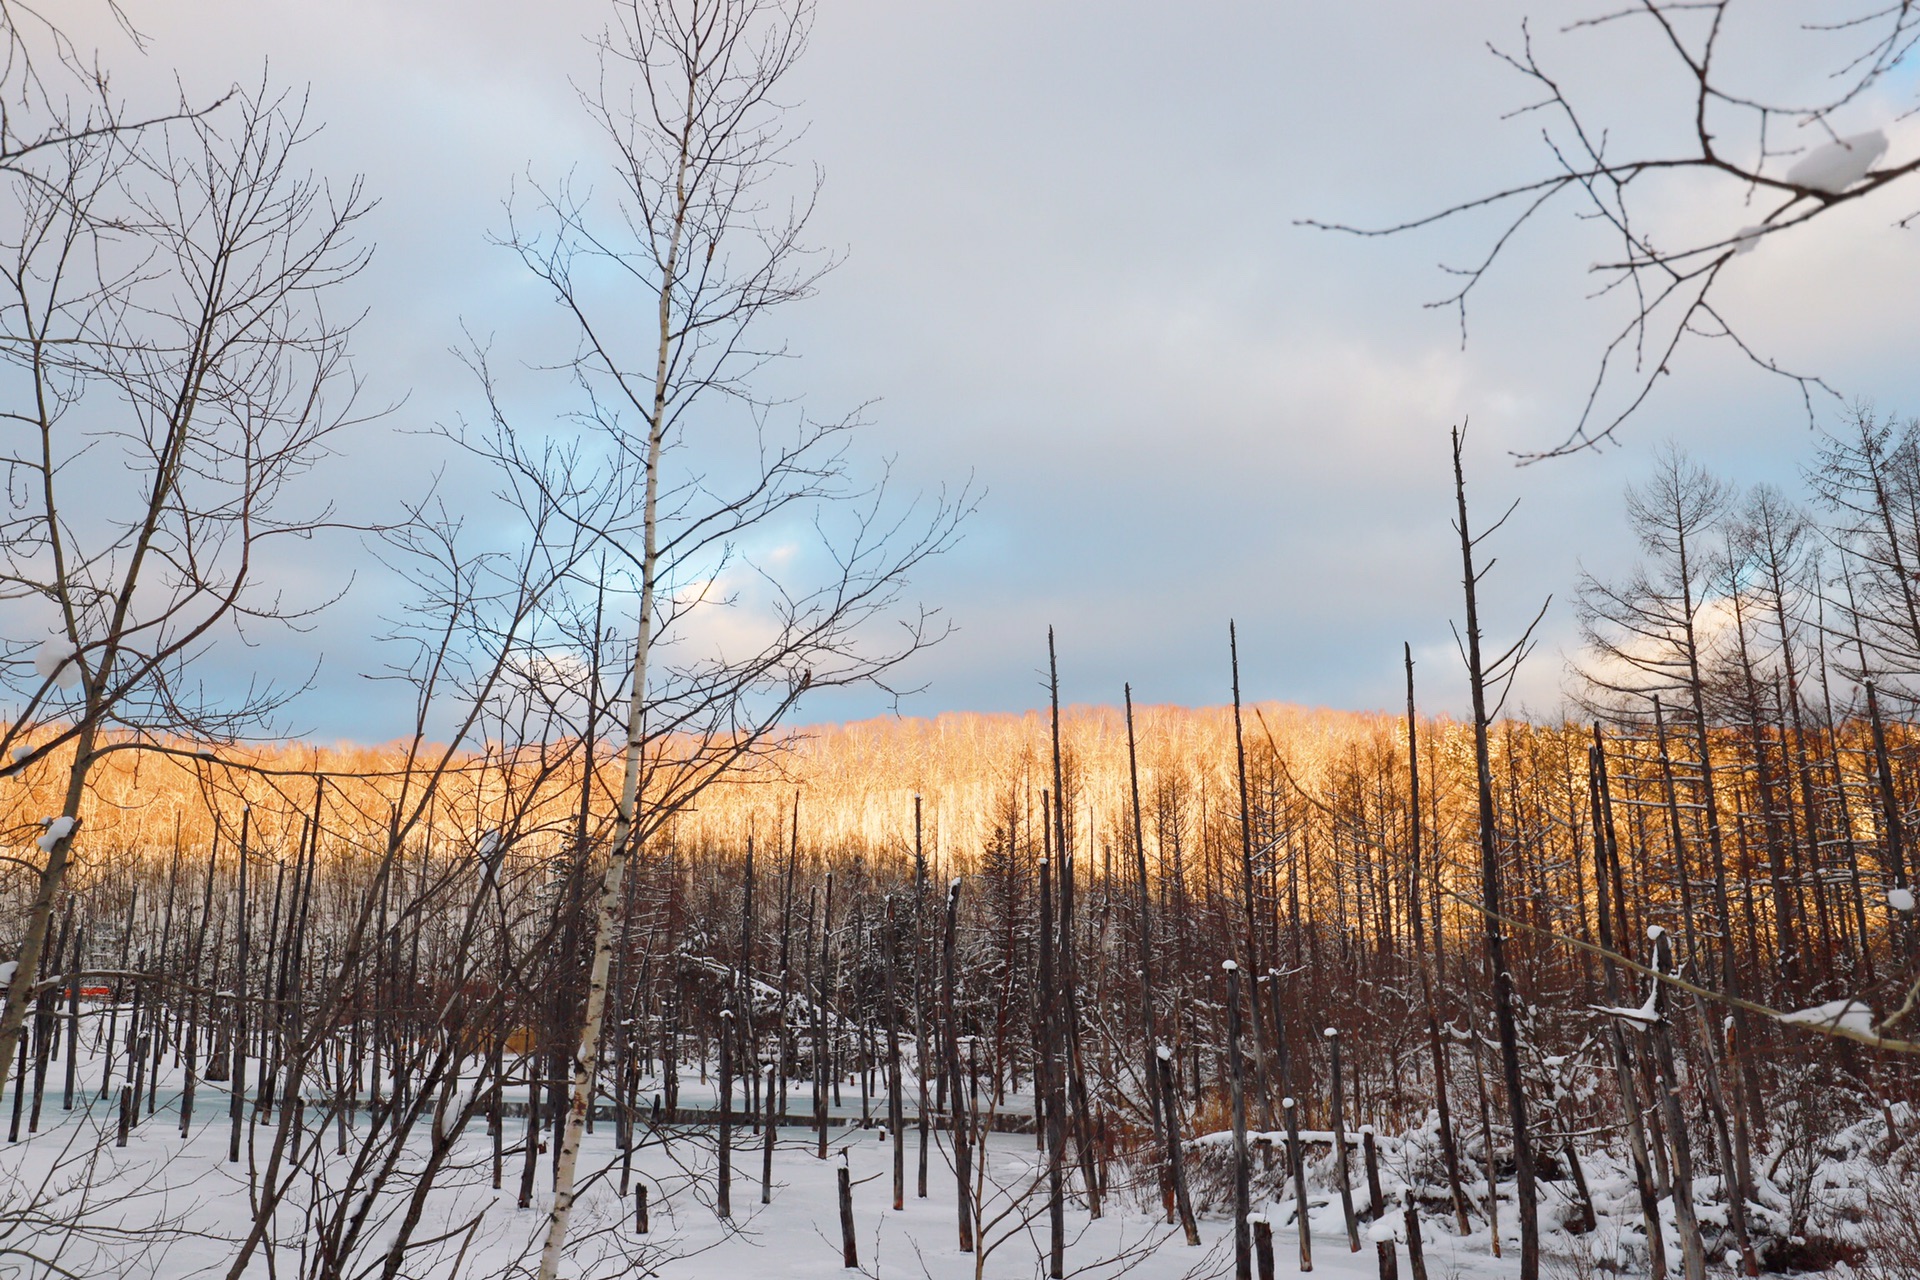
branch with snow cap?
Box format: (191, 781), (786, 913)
(1302, 6), (1920, 460)
(1786, 130), (1889, 196)
(1442, 882), (1920, 1052)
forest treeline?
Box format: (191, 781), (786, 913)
(3, 684), (1912, 1032)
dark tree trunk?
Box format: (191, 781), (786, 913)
(1450, 427), (1539, 1280)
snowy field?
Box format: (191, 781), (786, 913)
(6, 1019), (1905, 1278)
(0, 1027), (1541, 1280)
(2, 1109), (1523, 1280)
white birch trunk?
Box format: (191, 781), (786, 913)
(535, 170), (683, 1280)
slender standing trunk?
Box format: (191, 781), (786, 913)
(738, 836), (757, 1132)
(942, 881), (972, 1251)
(229, 811), (251, 1164)
(1866, 681), (1915, 955)
(1406, 644), (1470, 1235)
(1669, 525), (1760, 1177)
(886, 895), (904, 1210)
(62, 925), (81, 1111)
(534, 53), (686, 1277)
(762, 1062), (776, 1204)
(1646, 931), (1708, 1280)
(1450, 428), (1539, 1280)
(1157, 1046), (1200, 1245)
(779, 792), (799, 1120)
(1047, 629), (1100, 1216)
(914, 798), (931, 1200)
(1328, 1028), (1361, 1252)
(817, 872), (833, 1160)
(1590, 728), (1669, 1280)
(1040, 853), (1064, 1279)
(1730, 594), (1801, 992)
(1689, 989), (1757, 1276)
(717, 1009), (733, 1218)
(1123, 685), (1167, 1204)
(1226, 962), (1252, 1280)
(1284, 1095), (1312, 1271)
(1229, 624), (1274, 1138)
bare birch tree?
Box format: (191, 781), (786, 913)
(492, 2), (969, 1273)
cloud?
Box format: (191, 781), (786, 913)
(28, 0), (1920, 736)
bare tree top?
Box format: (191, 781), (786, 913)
(1305, 1), (1920, 462)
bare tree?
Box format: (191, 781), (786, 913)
(1809, 408), (1920, 682)
(1450, 424), (1551, 1280)
(1308, 3), (1920, 458)
(0, 4), (220, 176)
(0, 69), (371, 1095)
(479, 2), (970, 1274)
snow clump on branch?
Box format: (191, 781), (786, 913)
(32, 642), (81, 691)
(1786, 130), (1888, 194)
(1779, 999), (1878, 1038)
(35, 815), (76, 852)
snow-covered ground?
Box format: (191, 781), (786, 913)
(14, 1016), (1905, 1278)
(3, 1110), (1523, 1279)
(0, 1027), (1534, 1279)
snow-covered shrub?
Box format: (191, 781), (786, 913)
(1851, 1146), (1920, 1280)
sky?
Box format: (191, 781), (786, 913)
(49, 0), (1920, 739)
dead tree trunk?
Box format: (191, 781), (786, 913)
(1645, 930), (1707, 1280)
(1328, 1028), (1361, 1252)
(1040, 852), (1065, 1279)
(1406, 643), (1470, 1235)
(718, 1008), (734, 1219)
(1123, 684), (1168, 1211)
(885, 894), (904, 1210)
(1226, 961), (1252, 1280)
(1589, 728), (1670, 1280)
(1449, 426), (1540, 1280)
(942, 879), (972, 1252)
(1230, 624), (1275, 1138)
(1284, 1095), (1312, 1271)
